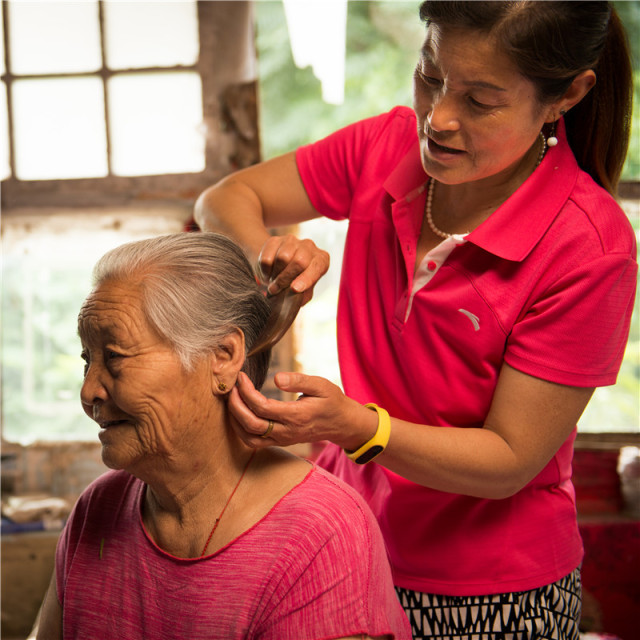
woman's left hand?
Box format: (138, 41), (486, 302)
(227, 372), (377, 451)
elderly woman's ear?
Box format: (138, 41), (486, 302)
(210, 328), (246, 395)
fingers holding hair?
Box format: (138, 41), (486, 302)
(258, 235), (329, 298)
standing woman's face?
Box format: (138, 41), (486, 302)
(413, 24), (551, 187)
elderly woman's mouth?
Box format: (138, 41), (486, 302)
(99, 419), (130, 428)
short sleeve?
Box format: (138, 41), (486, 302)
(296, 108), (414, 221)
(506, 253), (637, 387)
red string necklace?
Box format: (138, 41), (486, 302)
(200, 449), (256, 557)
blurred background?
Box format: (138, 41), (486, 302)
(0, 2), (638, 637)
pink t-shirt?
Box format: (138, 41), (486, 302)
(56, 466), (412, 640)
(296, 107), (637, 595)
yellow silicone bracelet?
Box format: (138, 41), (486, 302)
(344, 403), (391, 464)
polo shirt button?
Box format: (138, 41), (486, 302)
(427, 261), (437, 271)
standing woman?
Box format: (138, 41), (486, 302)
(195, 2), (637, 638)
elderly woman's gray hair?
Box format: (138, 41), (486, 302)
(89, 232), (272, 388)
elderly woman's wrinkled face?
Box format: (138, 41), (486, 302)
(413, 24), (549, 185)
(78, 279), (214, 472)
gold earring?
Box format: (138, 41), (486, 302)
(218, 382), (227, 392)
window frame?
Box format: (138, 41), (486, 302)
(0, 0), (259, 208)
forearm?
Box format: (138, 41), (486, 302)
(357, 366), (591, 500)
(194, 177), (271, 265)
(231, 358), (588, 502)
(378, 419), (525, 499)
(194, 152), (320, 267)
(333, 403), (524, 499)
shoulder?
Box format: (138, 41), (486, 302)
(360, 105), (417, 138)
(294, 106), (418, 217)
(82, 469), (138, 498)
(59, 471), (140, 566)
(298, 106), (416, 158)
(259, 465), (392, 586)
(275, 466), (381, 546)
(339, 105), (416, 148)
(567, 172), (637, 257)
(72, 470), (139, 519)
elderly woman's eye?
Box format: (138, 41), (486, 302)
(81, 352), (89, 376)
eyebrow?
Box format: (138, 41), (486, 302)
(419, 48), (507, 93)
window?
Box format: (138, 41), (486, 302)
(2, 1), (203, 182)
(1, 0), (258, 207)
(1, 0), (259, 444)
(2, 209), (186, 443)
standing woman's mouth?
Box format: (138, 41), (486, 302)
(427, 137), (465, 155)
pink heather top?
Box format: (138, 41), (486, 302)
(56, 465), (412, 640)
(296, 107), (637, 595)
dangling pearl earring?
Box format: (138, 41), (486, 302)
(547, 110), (566, 148)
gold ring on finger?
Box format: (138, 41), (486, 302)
(261, 420), (275, 438)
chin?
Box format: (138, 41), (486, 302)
(101, 445), (127, 471)
(100, 441), (144, 474)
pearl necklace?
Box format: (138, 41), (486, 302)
(425, 132), (547, 240)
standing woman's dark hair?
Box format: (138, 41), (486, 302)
(419, 1), (633, 194)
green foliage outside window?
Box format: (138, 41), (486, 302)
(257, 1), (640, 181)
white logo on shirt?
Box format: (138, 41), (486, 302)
(458, 309), (480, 331)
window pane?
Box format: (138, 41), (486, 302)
(0, 82), (10, 179)
(104, 0), (199, 70)
(109, 71), (204, 176)
(2, 210), (186, 445)
(13, 77), (108, 180)
(8, 1), (101, 75)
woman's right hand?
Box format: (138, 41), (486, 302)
(258, 233), (330, 302)
(227, 371), (378, 451)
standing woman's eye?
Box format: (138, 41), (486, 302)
(467, 95), (493, 110)
(415, 65), (441, 87)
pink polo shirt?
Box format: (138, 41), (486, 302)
(296, 107), (637, 595)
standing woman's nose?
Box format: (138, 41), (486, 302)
(426, 88), (461, 134)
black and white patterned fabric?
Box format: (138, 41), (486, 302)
(395, 568), (581, 640)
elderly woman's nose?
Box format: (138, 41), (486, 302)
(80, 363), (109, 407)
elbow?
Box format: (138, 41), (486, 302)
(193, 186), (217, 230)
(473, 469), (534, 500)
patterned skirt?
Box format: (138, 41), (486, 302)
(395, 568), (582, 640)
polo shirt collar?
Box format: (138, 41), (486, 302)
(383, 140), (428, 203)
(383, 119), (579, 262)
(469, 119), (579, 262)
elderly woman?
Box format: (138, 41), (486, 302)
(195, 2), (637, 638)
(33, 232), (411, 640)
